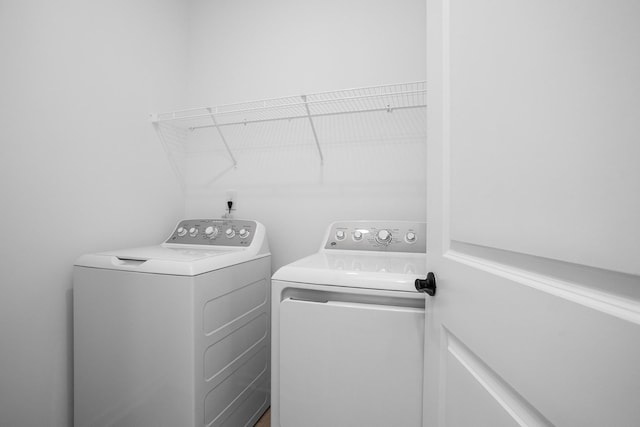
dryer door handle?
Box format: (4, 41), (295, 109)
(415, 272), (436, 296)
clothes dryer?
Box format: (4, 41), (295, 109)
(271, 221), (427, 427)
(74, 219), (271, 427)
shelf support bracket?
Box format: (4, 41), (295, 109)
(151, 120), (187, 192)
(301, 95), (324, 165)
(206, 108), (238, 167)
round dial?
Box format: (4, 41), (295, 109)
(375, 229), (392, 245)
(189, 227), (198, 237)
(225, 228), (235, 238)
(239, 228), (250, 239)
(335, 230), (346, 240)
(405, 232), (416, 243)
(205, 226), (219, 239)
(177, 226), (187, 237)
(353, 230), (363, 241)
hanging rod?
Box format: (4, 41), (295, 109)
(151, 87), (426, 124)
(152, 81), (424, 119)
(186, 104), (424, 131)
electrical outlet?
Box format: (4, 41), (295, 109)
(225, 189), (237, 217)
(226, 189), (237, 203)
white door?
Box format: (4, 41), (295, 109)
(424, 1), (640, 426)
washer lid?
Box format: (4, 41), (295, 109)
(272, 251), (426, 293)
(74, 244), (264, 276)
(100, 245), (237, 262)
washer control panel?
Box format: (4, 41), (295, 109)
(324, 221), (426, 253)
(165, 219), (256, 247)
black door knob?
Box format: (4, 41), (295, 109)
(415, 272), (437, 296)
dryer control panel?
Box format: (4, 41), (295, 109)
(165, 219), (256, 247)
(324, 221), (426, 253)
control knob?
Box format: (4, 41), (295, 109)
(239, 228), (250, 239)
(405, 232), (416, 243)
(353, 230), (363, 241)
(335, 230), (346, 241)
(225, 228), (235, 239)
(189, 227), (198, 237)
(375, 229), (392, 245)
(205, 226), (219, 239)
(177, 226), (187, 237)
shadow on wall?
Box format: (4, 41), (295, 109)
(176, 106), (427, 192)
(67, 288), (74, 426)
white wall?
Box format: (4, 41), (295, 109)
(183, 0), (427, 269)
(0, 1), (425, 424)
(0, 2), (188, 426)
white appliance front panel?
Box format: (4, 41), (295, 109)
(74, 256), (271, 427)
(75, 247), (269, 276)
(278, 296), (424, 427)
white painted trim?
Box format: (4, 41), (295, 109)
(441, 0), (452, 254)
(445, 250), (640, 326)
(445, 329), (553, 427)
(437, 324), (449, 426)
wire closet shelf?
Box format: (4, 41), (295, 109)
(150, 81), (426, 166)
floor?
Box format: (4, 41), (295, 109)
(255, 408), (270, 427)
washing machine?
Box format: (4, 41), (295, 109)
(271, 220), (427, 427)
(74, 219), (271, 427)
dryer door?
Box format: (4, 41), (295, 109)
(279, 297), (424, 427)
